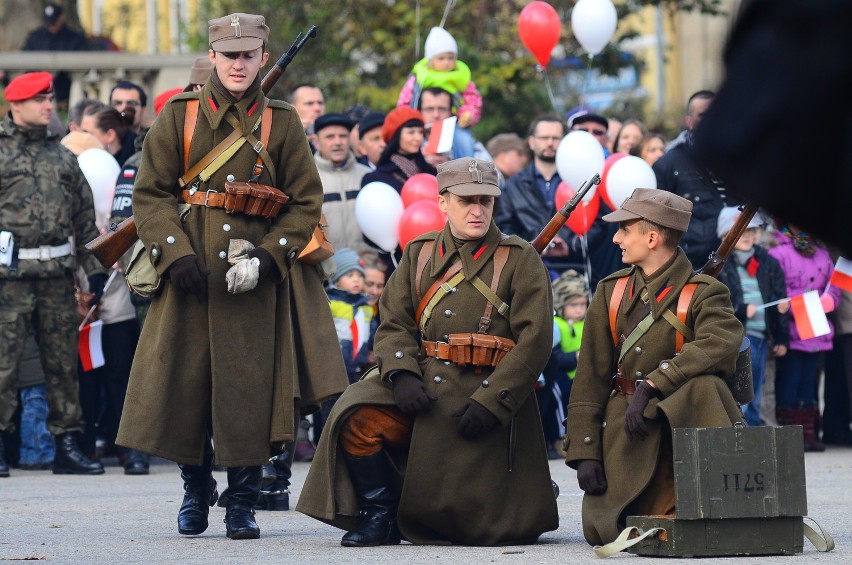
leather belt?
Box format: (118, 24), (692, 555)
(612, 375), (644, 396)
(181, 189), (227, 209)
(18, 242), (73, 261)
(422, 340), (453, 361)
(421, 334), (515, 368)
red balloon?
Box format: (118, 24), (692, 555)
(518, 1), (562, 67)
(400, 173), (439, 208)
(555, 182), (599, 236)
(398, 201), (445, 249)
(600, 152), (628, 211)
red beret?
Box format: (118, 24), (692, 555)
(381, 107), (424, 143)
(4, 72), (54, 102)
(153, 88), (184, 115)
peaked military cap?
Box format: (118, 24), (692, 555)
(437, 157), (501, 198)
(209, 13), (269, 52)
(603, 187), (692, 231)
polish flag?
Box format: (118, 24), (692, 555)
(789, 291), (831, 340)
(79, 320), (106, 372)
(830, 257), (852, 293)
(424, 116), (457, 155)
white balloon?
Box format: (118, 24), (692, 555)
(77, 148), (120, 230)
(571, 0), (618, 56)
(556, 131), (605, 200)
(355, 182), (404, 252)
(606, 155), (657, 209)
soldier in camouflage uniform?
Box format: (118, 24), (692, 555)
(0, 72), (107, 477)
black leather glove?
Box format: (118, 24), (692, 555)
(624, 381), (655, 441)
(576, 459), (607, 495)
(248, 247), (278, 280)
(168, 255), (209, 300)
(451, 400), (499, 440)
(392, 372), (438, 415)
(87, 273), (109, 308)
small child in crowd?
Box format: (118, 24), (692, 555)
(397, 26), (482, 157)
(538, 270), (587, 459)
(327, 248), (376, 384)
(716, 208), (789, 427)
(768, 222), (841, 451)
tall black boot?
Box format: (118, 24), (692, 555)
(177, 441), (218, 535)
(340, 451), (401, 547)
(256, 442), (294, 511)
(52, 432), (104, 475)
(223, 466), (262, 539)
(0, 434), (9, 478)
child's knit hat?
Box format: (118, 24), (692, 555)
(424, 26), (457, 60)
(552, 270), (588, 310)
(331, 248), (365, 284)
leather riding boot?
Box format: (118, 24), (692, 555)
(124, 449), (150, 475)
(256, 442), (294, 511)
(53, 432), (105, 475)
(224, 466), (262, 539)
(0, 434), (9, 478)
(178, 442), (218, 536)
(799, 407), (826, 452)
(340, 451), (402, 547)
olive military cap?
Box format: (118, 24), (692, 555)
(209, 13), (269, 52)
(602, 187), (692, 231)
(437, 157), (501, 198)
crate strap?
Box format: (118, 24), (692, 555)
(804, 517), (835, 552)
(593, 526), (665, 558)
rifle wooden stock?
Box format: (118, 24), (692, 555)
(696, 201), (760, 278)
(531, 174), (601, 254)
(85, 26), (318, 269)
(85, 216), (138, 267)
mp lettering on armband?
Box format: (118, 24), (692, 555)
(111, 168), (137, 218)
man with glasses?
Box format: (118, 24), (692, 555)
(417, 87), (490, 166)
(109, 80), (147, 133)
(495, 115), (602, 277)
(568, 111), (610, 155)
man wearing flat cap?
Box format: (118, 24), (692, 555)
(564, 187), (744, 546)
(312, 113), (371, 252)
(116, 12), (347, 540)
(0, 72), (107, 478)
(298, 157), (558, 546)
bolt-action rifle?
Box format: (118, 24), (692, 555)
(531, 174), (601, 254)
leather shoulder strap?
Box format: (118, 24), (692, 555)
(609, 276), (630, 346)
(476, 245), (511, 333)
(415, 240), (435, 303)
(674, 282), (699, 352)
(183, 99), (199, 171)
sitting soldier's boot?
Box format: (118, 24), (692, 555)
(52, 432), (104, 475)
(177, 443), (218, 535)
(224, 466), (262, 539)
(340, 451), (402, 547)
(0, 434), (10, 478)
(257, 443), (294, 511)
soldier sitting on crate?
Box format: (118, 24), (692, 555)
(565, 188), (745, 546)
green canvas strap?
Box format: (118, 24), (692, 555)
(419, 270), (466, 332)
(619, 312), (655, 365)
(470, 276), (509, 317)
(804, 517), (835, 552)
(593, 526), (665, 558)
(662, 309), (694, 345)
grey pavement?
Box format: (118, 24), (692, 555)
(1, 448), (849, 564)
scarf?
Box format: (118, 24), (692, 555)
(390, 153), (422, 179)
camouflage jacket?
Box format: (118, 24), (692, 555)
(0, 115), (105, 279)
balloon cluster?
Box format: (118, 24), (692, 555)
(355, 174), (445, 253)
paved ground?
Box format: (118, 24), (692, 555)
(1, 447), (849, 564)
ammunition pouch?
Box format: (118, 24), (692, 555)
(421, 333), (515, 368)
(181, 182), (289, 220)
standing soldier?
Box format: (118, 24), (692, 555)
(115, 13), (345, 539)
(298, 157), (559, 546)
(0, 72), (107, 477)
(564, 188), (744, 545)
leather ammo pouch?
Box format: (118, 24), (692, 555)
(446, 333), (515, 367)
(224, 181), (289, 219)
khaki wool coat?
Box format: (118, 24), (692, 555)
(116, 77), (347, 467)
(297, 221), (559, 545)
(565, 249), (745, 546)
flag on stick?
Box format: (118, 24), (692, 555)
(423, 116), (456, 155)
(79, 320), (105, 372)
(829, 257), (852, 292)
(789, 291), (830, 340)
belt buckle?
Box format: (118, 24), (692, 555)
(39, 245), (52, 261)
(433, 340), (448, 359)
(203, 189), (219, 207)
(439, 282), (456, 294)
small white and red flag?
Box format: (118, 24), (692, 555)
(79, 320), (105, 372)
(829, 257), (852, 293)
(789, 291), (831, 340)
(423, 116), (457, 155)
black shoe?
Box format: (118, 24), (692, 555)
(177, 466), (218, 535)
(256, 444), (294, 511)
(340, 451), (401, 547)
(0, 435), (9, 478)
(124, 450), (150, 475)
(223, 466), (262, 539)
(53, 433), (104, 475)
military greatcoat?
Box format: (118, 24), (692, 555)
(298, 221), (559, 545)
(565, 249), (745, 545)
(116, 78), (346, 467)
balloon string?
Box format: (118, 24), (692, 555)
(580, 55), (594, 107)
(580, 234), (593, 301)
(390, 251), (399, 270)
(542, 68), (562, 115)
(440, 0), (457, 28)
(415, 0), (421, 59)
